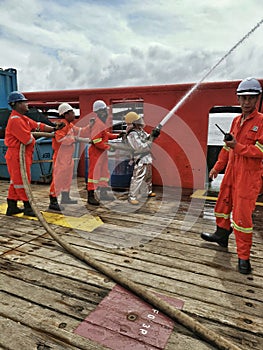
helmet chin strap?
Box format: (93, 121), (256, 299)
(259, 93), (263, 113)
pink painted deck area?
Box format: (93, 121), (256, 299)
(74, 285), (184, 350)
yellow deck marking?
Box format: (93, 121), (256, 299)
(0, 203), (103, 232)
(191, 189), (263, 206)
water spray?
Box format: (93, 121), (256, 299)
(154, 18), (263, 133)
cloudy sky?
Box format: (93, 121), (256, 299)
(1, 0), (263, 92)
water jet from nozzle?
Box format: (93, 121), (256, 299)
(157, 18), (263, 130)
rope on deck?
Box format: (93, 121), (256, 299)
(20, 142), (243, 350)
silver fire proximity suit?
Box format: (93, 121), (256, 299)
(126, 129), (153, 201)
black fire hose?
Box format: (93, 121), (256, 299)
(19, 142), (243, 350)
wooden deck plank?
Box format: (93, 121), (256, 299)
(5, 230), (261, 304)
(0, 292), (109, 350)
(0, 316), (80, 350)
(2, 240), (262, 337)
(0, 179), (262, 350)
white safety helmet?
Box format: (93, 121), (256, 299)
(93, 100), (107, 112)
(236, 77), (262, 96)
(58, 103), (74, 116)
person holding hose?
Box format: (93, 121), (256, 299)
(201, 77), (263, 274)
(49, 103), (91, 211)
(87, 100), (121, 206)
(4, 91), (65, 217)
(124, 112), (160, 205)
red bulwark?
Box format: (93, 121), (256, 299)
(74, 285), (184, 350)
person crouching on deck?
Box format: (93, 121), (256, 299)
(201, 77), (263, 275)
(49, 103), (91, 211)
(124, 112), (160, 205)
(5, 91), (65, 217)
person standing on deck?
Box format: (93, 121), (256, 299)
(86, 100), (121, 206)
(124, 112), (160, 205)
(49, 103), (91, 211)
(5, 91), (65, 217)
(201, 77), (263, 274)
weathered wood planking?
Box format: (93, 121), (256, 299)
(0, 179), (262, 350)
(0, 316), (80, 350)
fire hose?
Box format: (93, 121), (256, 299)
(19, 140), (242, 350)
(18, 21), (262, 349)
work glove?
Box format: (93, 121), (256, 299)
(54, 122), (66, 131)
(150, 127), (161, 139)
(117, 131), (126, 138)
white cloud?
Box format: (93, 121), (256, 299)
(0, 0), (262, 91)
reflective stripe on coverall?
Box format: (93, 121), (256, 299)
(87, 115), (118, 191)
(50, 121), (90, 197)
(4, 111), (46, 201)
(213, 109), (263, 259)
(126, 129), (153, 201)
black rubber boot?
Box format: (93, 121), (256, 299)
(200, 226), (233, 247)
(6, 199), (24, 216)
(238, 259), (252, 274)
(49, 196), (64, 211)
(61, 192), (78, 204)
(23, 201), (36, 217)
(87, 190), (100, 206)
(100, 187), (114, 201)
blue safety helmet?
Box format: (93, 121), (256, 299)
(7, 91), (28, 104)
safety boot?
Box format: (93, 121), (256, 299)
(61, 192), (78, 204)
(200, 226), (233, 247)
(87, 190), (100, 206)
(6, 199), (24, 216)
(238, 259), (252, 275)
(49, 196), (64, 211)
(128, 198), (139, 205)
(100, 187), (114, 201)
(23, 201), (36, 217)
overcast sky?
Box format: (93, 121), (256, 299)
(1, 0), (263, 92)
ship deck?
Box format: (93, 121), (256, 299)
(0, 178), (262, 350)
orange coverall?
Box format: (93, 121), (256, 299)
(4, 111), (46, 201)
(50, 121), (90, 197)
(213, 109), (263, 259)
(87, 115), (118, 191)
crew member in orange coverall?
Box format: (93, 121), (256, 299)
(87, 100), (121, 206)
(5, 91), (64, 217)
(201, 77), (263, 274)
(49, 103), (91, 211)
